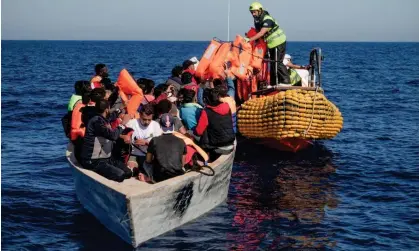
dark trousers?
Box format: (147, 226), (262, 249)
(81, 158), (132, 182)
(269, 42), (290, 85)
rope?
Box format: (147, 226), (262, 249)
(282, 93), (286, 134)
(186, 164), (215, 176)
(303, 86), (320, 137)
(213, 37), (285, 63)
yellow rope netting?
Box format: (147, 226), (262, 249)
(237, 89), (343, 140)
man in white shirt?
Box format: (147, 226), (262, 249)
(126, 103), (162, 171)
(283, 54), (310, 87)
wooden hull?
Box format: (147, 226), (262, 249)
(66, 143), (235, 247)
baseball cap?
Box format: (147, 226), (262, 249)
(284, 54), (292, 60)
(160, 113), (175, 133)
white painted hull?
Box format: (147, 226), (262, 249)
(66, 143), (235, 247)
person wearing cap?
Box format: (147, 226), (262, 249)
(182, 59), (196, 72)
(154, 99), (187, 134)
(144, 113), (187, 182)
(182, 60), (198, 85)
(181, 71), (199, 94)
(283, 54), (311, 87)
(246, 2), (290, 85)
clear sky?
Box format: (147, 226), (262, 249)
(2, 0), (419, 41)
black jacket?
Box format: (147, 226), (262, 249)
(80, 115), (123, 161)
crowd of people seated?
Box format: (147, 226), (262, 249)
(63, 60), (237, 184)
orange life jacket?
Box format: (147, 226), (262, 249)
(116, 69), (144, 116)
(230, 35), (253, 81)
(172, 131), (209, 162)
(247, 27), (267, 71)
(90, 76), (102, 83)
(70, 103), (86, 141)
(208, 43), (232, 79)
(195, 40), (221, 79)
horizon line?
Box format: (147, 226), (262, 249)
(2, 39), (419, 43)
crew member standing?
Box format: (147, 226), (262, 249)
(246, 2), (290, 85)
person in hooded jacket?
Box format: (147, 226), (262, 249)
(195, 88), (235, 159)
(166, 65), (183, 94)
(80, 100), (134, 182)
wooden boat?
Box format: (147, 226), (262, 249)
(66, 143), (235, 247)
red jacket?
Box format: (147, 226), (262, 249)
(183, 69), (197, 84)
(195, 102), (230, 136)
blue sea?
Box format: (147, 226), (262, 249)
(1, 41), (419, 250)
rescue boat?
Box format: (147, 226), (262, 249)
(238, 48), (343, 152)
(197, 34), (343, 152)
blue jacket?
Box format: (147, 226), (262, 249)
(226, 77), (235, 98)
(197, 87), (205, 107)
(179, 103), (203, 131)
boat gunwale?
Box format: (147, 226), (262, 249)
(66, 142), (236, 198)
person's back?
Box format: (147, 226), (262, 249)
(179, 89), (202, 131)
(213, 80), (237, 133)
(63, 81), (91, 138)
(195, 89), (235, 151)
(148, 133), (186, 182)
(146, 113), (187, 182)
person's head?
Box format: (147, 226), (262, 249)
(284, 54), (292, 62)
(203, 88), (221, 107)
(153, 84), (169, 98)
(212, 78), (228, 97)
(182, 60), (195, 71)
(212, 78), (224, 88)
(181, 72), (193, 85)
(180, 88), (196, 104)
(95, 99), (110, 117)
(78, 81), (92, 104)
(95, 63), (108, 78)
(249, 2), (264, 18)
(214, 84), (228, 98)
(105, 90), (112, 100)
(100, 77), (114, 91)
(139, 103), (154, 127)
(136, 78), (146, 92)
(90, 87), (106, 103)
(155, 99), (172, 117)
(171, 65), (183, 77)
(136, 78), (155, 95)
(159, 113), (175, 134)
(74, 80), (90, 96)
